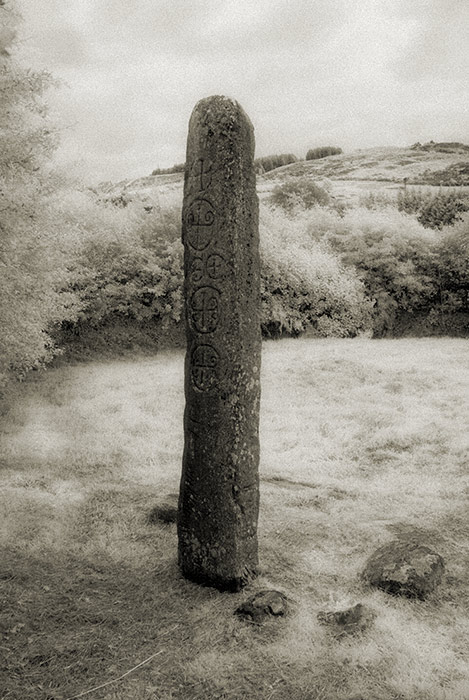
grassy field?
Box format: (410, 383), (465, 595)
(1, 338), (469, 700)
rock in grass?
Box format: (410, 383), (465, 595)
(317, 603), (376, 636)
(148, 494), (179, 524)
(362, 539), (445, 599)
(235, 589), (287, 623)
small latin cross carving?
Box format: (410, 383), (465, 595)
(192, 158), (212, 192)
(206, 254), (224, 279)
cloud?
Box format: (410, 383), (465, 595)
(392, 0), (469, 82)
(16, 0), (469, 182)
(33, 27), (88, 67)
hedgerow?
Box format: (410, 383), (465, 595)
(255, 153), (298, 173)
(306, 146), (342, 160)
(151, 163), (185, 175)
(54, 196), (372, 348)
(55, 191), (469, 350)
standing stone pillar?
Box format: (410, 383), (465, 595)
(178, 96), (261, 591)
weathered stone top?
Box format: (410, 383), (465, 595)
(184, 96), (256, 198)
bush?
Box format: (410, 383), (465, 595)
(306, 147), (342, 160)
(57, 191), (183, 337)
(359, 191), (395, 210)
(259, 205), (373, 337)
(57, 195), (372, 348)
(269, 177), (330, 212)
(416, 162), (469, 187)
(52, 185), (469, 355)
(254, 153), (298, 174)
(397, 189), (469, 229)
(302, 207), (439, 336)
(55, 191), (469, 349)
(360, 188), (469, 230)
(436, 214), (469, 320)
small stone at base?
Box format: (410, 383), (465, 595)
(235, 589), (288, 623)
(362, 538), (445, 599)
(317, 603), (376, 636)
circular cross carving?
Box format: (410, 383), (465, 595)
(190, 286), (220, 334)
(206, 254), (226, 279)
(191, 344), (219, 392)
(185, 198), (215, 251)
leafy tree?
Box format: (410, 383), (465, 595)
(0, 1), (77, 384)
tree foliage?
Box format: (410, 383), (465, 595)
(0, 1), (77, 383)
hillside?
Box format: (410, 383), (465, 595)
(260, 143), (469, 207)
(97, 143), (469, 208)
(263, 143), (469, 184)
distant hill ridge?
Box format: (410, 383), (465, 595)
(262, 144), (469, 185)
(98, 143), (469, 203)
(410, 141), (469, 152)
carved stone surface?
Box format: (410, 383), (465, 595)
(190, 343), (220, 392)
(185, 198), (216, 250)
(178, 96), (261, 591)
(190, 286), (220, 334)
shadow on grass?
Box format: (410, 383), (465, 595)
(0, 483), (310, 700)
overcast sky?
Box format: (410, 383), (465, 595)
(17, 0), (469, 183)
